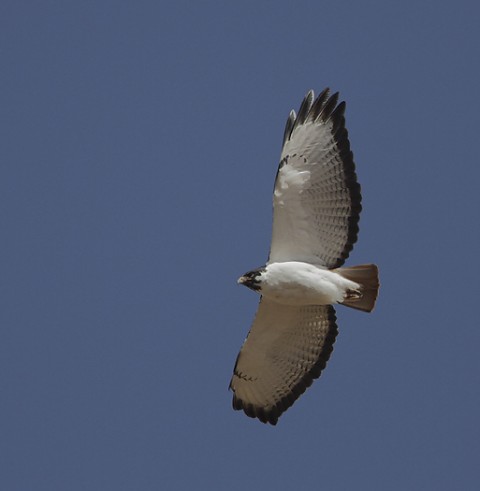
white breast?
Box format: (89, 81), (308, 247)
(260, 261), (359, 306)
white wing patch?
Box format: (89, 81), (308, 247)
(274, 166), (311, 205)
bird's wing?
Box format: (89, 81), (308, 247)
(269, 89), (362, 268)
(229, 298), (338, 425)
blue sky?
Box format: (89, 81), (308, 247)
(2, 1), (479, 490)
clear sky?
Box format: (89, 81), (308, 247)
(2, 1), (479, 490)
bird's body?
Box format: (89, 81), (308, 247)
(239, 262), (360, 306)
(230, 88), (379, 425)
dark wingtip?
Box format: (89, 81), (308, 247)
(282, 110), (297, 147)
(295, 90), (314, 126)
(282, 89), (318, 145)
(283, 88), (347, 145)
(309, 87), (330, 121)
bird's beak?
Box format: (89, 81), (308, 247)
(237, 275), (246, 285)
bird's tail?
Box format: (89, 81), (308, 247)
(335, 264), (379, 312)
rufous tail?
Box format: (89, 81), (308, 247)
(335, 264), (379, 312)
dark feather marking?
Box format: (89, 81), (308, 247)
(327, 95), (361, 267)
(282, 110), (296, 146)
(310, 87), (330, 121)
(331, 101), (346, 133)
(320, 91), (362, 268)
(294, 90), (314, 128)
(320, 92), (339, 122)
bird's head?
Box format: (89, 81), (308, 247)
(237, 267), (266, 292)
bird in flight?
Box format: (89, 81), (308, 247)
(230, 88), (379, 425)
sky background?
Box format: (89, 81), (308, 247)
(2, 1), (480, 490)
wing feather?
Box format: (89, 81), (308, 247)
(230, 299), (338, 425)
(269, 89), (361, 268)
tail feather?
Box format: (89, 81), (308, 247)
(335, 264), (379, 313)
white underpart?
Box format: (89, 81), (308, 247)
(258, 261), (359, 306)
(274, 166), (311, 206)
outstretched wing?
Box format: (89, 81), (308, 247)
(229, 298), (338, 425)
(269, 89), (362, 268)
